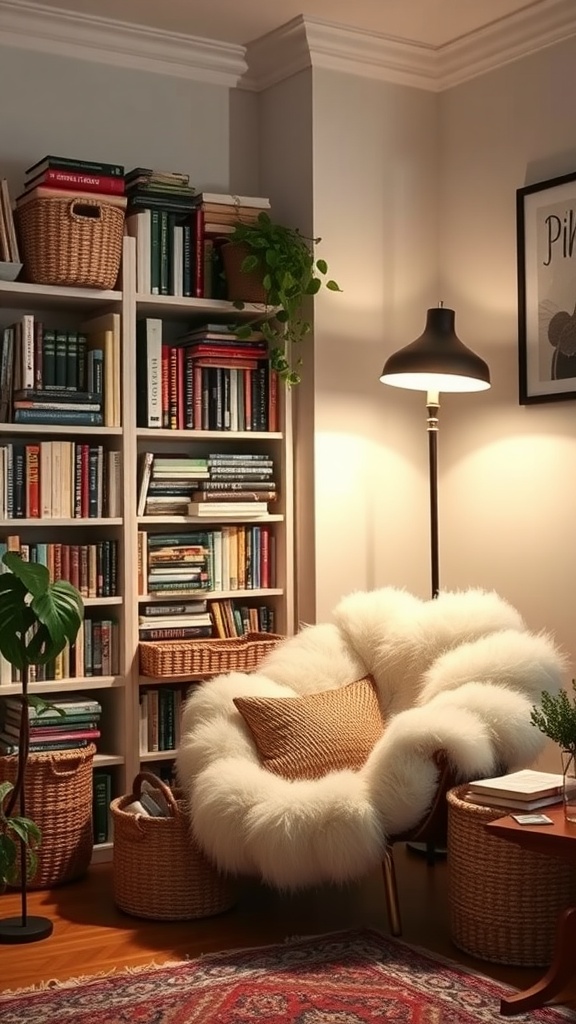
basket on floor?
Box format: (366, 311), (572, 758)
(17, 196), (125, 288)
(447, 785), (576, 966)
(1, 744), (96, 889)
(111, 772), (236, 920)
(139, 631), (284, 678)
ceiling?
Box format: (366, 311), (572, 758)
(18, 0), (550, 48)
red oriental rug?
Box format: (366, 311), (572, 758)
(0, 928), (573, 1023)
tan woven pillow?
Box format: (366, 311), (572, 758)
(233, 675), (384, 780)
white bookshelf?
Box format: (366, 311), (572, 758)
(0, 235), (295, 857)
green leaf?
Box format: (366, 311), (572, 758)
(0, 780), (14, 807)
(316, 259), (328, 275)
(326, 280), (341, 291)
(3, 552), (50, 597)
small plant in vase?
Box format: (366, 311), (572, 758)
(0, 551), (83, 943)
(530, 679), (576, 822)
(222, 213), (341, 387)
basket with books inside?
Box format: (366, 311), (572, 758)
(15, 154), (127, 288)
(111, 771), (236, 920)
(139, 630), (284, 678)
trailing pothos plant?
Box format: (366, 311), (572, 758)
(228, 213), (341, 386)
(0, 552), (83, 904)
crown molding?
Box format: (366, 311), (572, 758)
(1, 0), (575, 94)
(439, 0), (576, 89)
(243, 16), (437, 92)
(0, 0), (247, 86)
(243, 1), (576, 93)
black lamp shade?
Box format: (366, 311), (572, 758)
(380, 307), (490, 393)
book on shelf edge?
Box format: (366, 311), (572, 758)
(466, 769), (564, 800)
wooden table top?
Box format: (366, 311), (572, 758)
(486, 804), (576, 862)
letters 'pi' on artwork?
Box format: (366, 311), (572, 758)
(517, 169), (576, 404)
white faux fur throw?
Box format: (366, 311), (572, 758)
(176, 587), (567, 889)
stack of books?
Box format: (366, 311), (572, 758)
(137, 453), (210, 516)
(124, 168), (198, 297)
(0, 694), (102, 754)
(188, 452), (276, 517)
(145, 532), (212, 596)
(138, 598), (213, 641)
(191, 191), (270, 237)
(16, 154), (126, 210)
(465, 769), (565, 810)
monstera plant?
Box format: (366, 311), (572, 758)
(0, 552), (83, 943)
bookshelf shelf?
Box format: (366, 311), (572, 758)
(0, 235), (295, 859)
(0, 278), (122, 311)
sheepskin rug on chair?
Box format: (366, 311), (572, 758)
(176, 587), (567, 889)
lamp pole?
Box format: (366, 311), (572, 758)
(426, 390), (440, 599)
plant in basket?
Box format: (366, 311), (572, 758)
(0, 552), (83, 943)
(222, 213), (341, 387)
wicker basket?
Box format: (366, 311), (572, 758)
(447, 785), (576, 966)
(221, 242), (268, 303)
(111, 772), (236, 920)
(139, 631), (284, 678)
(17, 196), (125, 288)
(1, 744), (96, 889)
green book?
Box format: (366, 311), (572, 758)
(92, 770), (112, 844)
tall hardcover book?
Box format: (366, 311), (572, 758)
(136, 319), (162, 428)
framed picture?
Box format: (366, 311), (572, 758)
(517, 170), (576, 404)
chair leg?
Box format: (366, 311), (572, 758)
(381, 847), (402, 937)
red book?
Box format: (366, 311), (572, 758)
(169, 347), (178, 430)
(25, 168), (125, 195)
(268, 368), (278, 432)
(187, 344), (267, 359)
(177, 346), (185, 430)
(161, 345), (170, 428)
(25, 444), (40, 518)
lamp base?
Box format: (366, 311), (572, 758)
(0, 914), (53, 944)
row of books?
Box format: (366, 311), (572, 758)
(137, 526), (275, 596)
(209, 599), (276, 638)
(0, 538), (119, 598)
(139, 685), (191, 753)
(0, 177), (20, 264)
(136, 451), (277, 517)
(0, 694), (102, 753)
(0, 442), (121, 520)
(125, 174), (269, 299)
(136, 319), (278, 432)
(0, 313), (121, 427)
(0, 618), (119, 685)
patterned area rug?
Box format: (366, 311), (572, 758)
(0, 928), (572, 1023)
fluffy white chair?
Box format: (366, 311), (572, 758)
(176, 587), (567, 934)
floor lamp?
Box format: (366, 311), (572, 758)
(379, 304), (491, 860)
(379, 304), (490, 599)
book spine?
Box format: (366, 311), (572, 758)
(38, 169), (125, 194)
(13, 408), (103, 425)
(27, 157), (124, 177)
(92, 770), (112, 844)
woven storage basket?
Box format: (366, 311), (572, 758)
(139, 631), (284, 678)
(221, 242), (268, 303)
(1, 744), (96, 889)
(17, 196), (124, 288)
(447, 785), (576, 966)
(111, 771), (236, 920)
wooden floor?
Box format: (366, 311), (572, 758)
(0, 844), (575, 1011)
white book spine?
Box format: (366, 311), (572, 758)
(21, 314), (34, 390)
(146, 319), (162, 428)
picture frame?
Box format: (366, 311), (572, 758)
(517, 169), (576, 404)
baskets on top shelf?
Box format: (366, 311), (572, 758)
(139, 631), (284, 678)
(16, 195), (125, 289)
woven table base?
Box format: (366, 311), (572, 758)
(447, 785), (576, 966)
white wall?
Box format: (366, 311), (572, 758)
(0, 44), (259, 196)
(310, 69), (439, 622)
(438, 37), (576, 663)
